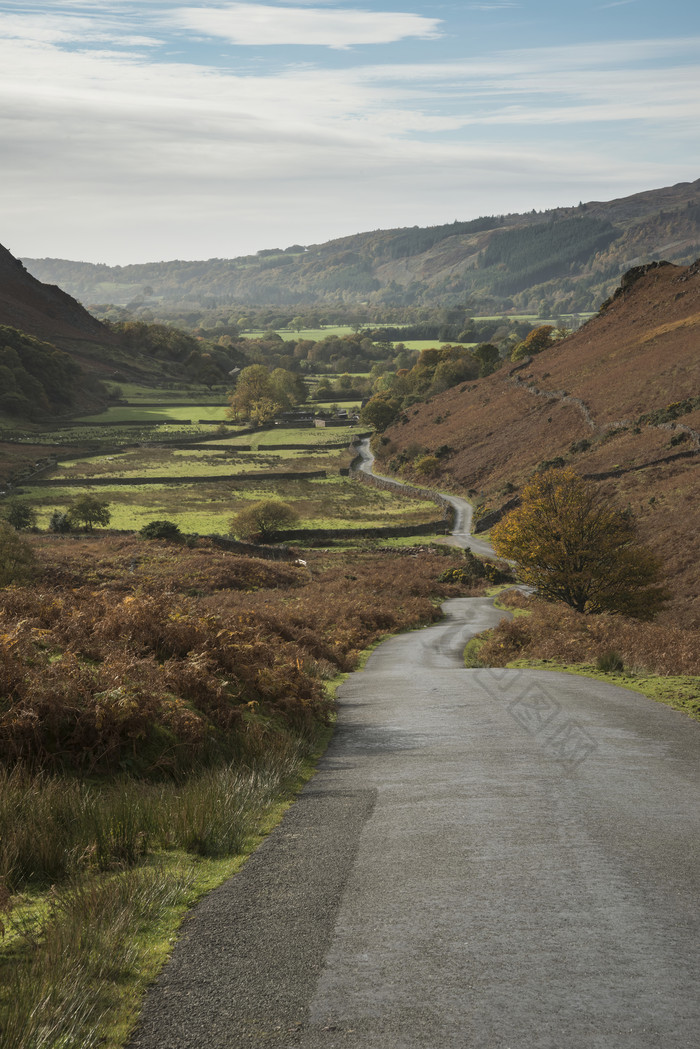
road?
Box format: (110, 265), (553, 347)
(355, 439), (495, 558)
(131, 597), (700, 1049)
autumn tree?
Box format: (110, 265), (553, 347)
(230, 500), (299, 542)
(490, 468), (667, 619)
(360, 393), (401, 432)
(228, 364), (304, 423)
(510, 325), (555, 361)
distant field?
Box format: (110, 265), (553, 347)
(400, 340), (473, 351)
(75, 405), (230, 424)
(243, 326), (354, 342)
(22, 473), (438, 535)
(105, 383), (230, 402)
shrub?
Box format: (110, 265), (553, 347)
(414, 454), (439, 477)
(230, 500), (299, 542)
(140, 520), (183, 541)
(49, 510), (71, 533)
(596, 650), (624, 673)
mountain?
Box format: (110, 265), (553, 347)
(22, 179), (700, 315)
(373, 259), (700, 626)
(0, 242), (114, 349)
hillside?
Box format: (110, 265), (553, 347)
(22, 179), (700, 315)
(373, 259), (700, 626)
(0, 243), (116, 350)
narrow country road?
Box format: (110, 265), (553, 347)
(131, 592), (700, 1048)
(355, 438), (495, 558)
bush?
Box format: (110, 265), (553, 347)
(438, 549), (513, 587)
(49, 510), (71, 533)
(596, 650), (624, 673)
(230, 500), (299, 542)
(414, 454), (439, 477)
(140, 520), (183, 541)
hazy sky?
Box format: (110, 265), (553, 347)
(1, 0), (698, 264)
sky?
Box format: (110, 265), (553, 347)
(1, 0), (699, 264)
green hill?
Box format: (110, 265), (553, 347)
(23, 178), (700, 314)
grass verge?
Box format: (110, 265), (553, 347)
(0, 732), (331, 1049)
(504, 659), (700, 720)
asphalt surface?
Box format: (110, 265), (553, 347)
(131, 597), (700, 1049)
(355, 439), (495, 558)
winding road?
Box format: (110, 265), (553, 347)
(131, 456), (700, 1049)
(355, 438), (495, 558)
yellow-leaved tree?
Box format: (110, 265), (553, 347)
(490, 468), (668, 619)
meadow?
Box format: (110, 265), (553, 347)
(9, 399), (433, 537)
(74, 405), (230, 424)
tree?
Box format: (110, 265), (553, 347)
(4, 500), (37, 531)
(67, 495), (111, 532)
(490, 468), (668, 619)
(228, 364), (289, 422)
(511, 325), (555, 361)
(472, 342), (500, 377)
(360, 394), (401, 432)
(230, 500), (299, 543)
(0, 521), (35, 586)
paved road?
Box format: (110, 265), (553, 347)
(131, 598), (700, 1049)
(355, 439), (495, 558)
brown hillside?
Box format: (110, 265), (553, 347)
(0, 242), (113, 349)
(375, 260), (700, 625)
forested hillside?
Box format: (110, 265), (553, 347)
(23, 179), (700, 314)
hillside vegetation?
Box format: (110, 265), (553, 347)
(373, 259), (700, 626)
(23, 179), (700, 315)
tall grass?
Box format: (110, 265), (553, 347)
(0, 867), (194, 1049)
(0, 742), (304, 893)
(0, 743), (306, 1049)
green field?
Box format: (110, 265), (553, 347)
(13, 415), (436, 536)
(400, 340), (475, 351)
(46, 443), (351, 479)
(22, 473), (438, 535)
(105, 383), (230, 402)
(243, 326), (355, 342)
(76, 405), (230, 424)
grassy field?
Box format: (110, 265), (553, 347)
(75, 405), (230, 424)
(243, 326), (355, 341)
(105, 383), (230, 402)
(22, 476), (439, 534)
(19, 430), (438, 536)
(400, 339), (474, 351)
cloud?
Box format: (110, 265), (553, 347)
(168, 4), (443, 49)
(0, 16), (698, 262)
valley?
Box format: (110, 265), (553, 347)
(1, 183), (699, 1049)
